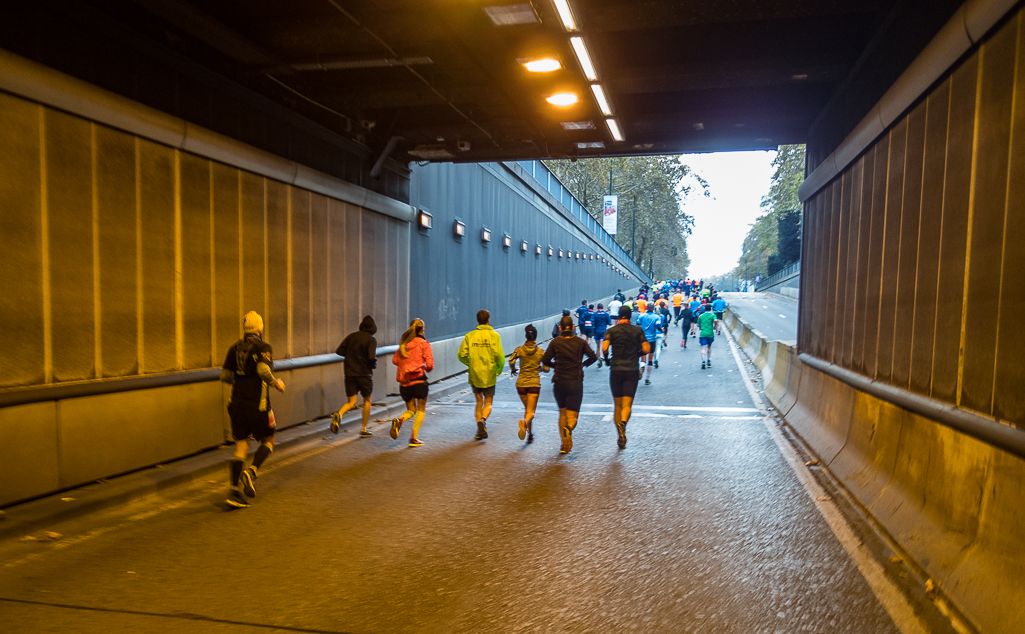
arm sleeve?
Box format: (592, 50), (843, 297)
(219, 368), (234, 384)
(335, 336), (348, 357)
(368, 339), (377, 365)
(457, 334), (470, 366)
(423, 342), (434, 373)
(581, 341), (599, 368)
(541, 341), (557, 368)
(493, 335), (505, 372)
(256, 362), (276, 385)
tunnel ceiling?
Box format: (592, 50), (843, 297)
(34, 0), (952, 163)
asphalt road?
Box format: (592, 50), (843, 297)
(719, 293), (799, 343)
(0, 330), (915, 633)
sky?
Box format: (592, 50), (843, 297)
(677, 150), (777, 279)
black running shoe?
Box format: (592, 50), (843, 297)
(390, 417), (403, 440)
(654, 360), (659, 368)
(701, 362), (706, 369)
(226, 490), (249, 508)
(597, 358), (603, 368)
(560, 424), (573, 454)
(645, 378), (651, 385)
(616, 421), (627, 450)
(240, 467), (257, 498)
(707, 359), (712, 367)
(359, 429), (373, 437)
(475, 421), (488, 440)
(330, 412), (340, 434)
(527, 432), (534, 444)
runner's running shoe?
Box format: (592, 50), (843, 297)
(561, 423), (573, 454)
(408, 437), (423, 447)
(645, 379), (651, 385)
(701, 362), (706, 369)
(475, 421), (488, 440)
(240, 467), (257, 498)
(359, 429), (373, 437)
(226, 490), (250, 508)
(330, 412), (340, 434)
(527, 432), (534, 444)
(518, 419), (527, 441)
(616, 421), (627, 450)
(390, 417), (403, 439)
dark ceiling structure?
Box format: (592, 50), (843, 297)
(3, 0), (963, 166)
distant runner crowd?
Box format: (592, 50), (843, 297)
(217, 279), (727, 508)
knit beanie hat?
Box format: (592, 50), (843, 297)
(243, 311), (264, 335)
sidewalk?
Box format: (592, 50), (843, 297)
(0, 372), (477, 541)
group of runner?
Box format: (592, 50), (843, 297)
(218, 282), (729, 507)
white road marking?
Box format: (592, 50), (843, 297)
(779, 314), (787, 318)
(723, 329), (928, 634)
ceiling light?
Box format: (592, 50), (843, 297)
(590, 84), (612, 116)
(484, 4), (539, 26)
(552, 0), (578, 31)
(606, 118), (623, 141)
(561, 121), (595, 130)
(523, 58), (561, 73)
(577, 141), (604, 149)
(570, 37), (597, 81)
(546, 92), (578, 107)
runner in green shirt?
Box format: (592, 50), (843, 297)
(697, 305), (716, 370)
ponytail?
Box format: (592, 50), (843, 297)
(399, 319), (425, 358)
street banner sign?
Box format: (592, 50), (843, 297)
(603, 195), (618, 235)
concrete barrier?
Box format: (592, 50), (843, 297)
(725, 303), (1025, 632)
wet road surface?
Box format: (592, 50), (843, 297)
(0, 330), (905, 633)
(719, 293), (798, 342)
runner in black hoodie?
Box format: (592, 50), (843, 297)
(331, 315), (378, 437)
(542, 316), (598, 454)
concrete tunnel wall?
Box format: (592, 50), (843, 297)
(0, 53), (643, 506)
(799, 9), (1025, 429)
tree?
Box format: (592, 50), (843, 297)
(733, 144), (805, 279)
(543, 156), (707, 279)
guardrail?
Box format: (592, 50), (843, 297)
(0, 346), (400, 409)
(756, 260), (800, 291)
(518, 160), (649, 282)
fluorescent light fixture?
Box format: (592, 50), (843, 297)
(546, 92), (578, 107)
(590, 84), (612, 116)
(577, 141), (604, 149)
(453, 219), (466, 237)
(570, 37), (597, 81)
(503, 233), (512, 248)
(482, 227), (492, 243)
(523, 58), (561, 73)
(561, 121), (595, 130)
(606, 118), (623, 141)
(483, 4), (538, 26)
(417, 209), (433, 230)
(552, 0), (577, 31)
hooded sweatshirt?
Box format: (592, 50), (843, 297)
(457, 324), (505, 388)
(393, 336), (434, 386)
(336, 316), (378, 377)
(509, 341), (546, 388)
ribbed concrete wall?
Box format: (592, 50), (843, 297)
(800, 9), (1025, 429)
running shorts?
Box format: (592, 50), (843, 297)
(715, 311), (724, 320)
(399, 382), (429, 402)
(472, 385), (496, 398)
(609, 370), (639, 399)
(552, 381), (584, 411)
(345, 376), (373, 398)
(228, 402), (276, 442)
(580, 327), (594, 337)
(516, 386), (541, 396)
(700, 337), (714, 346)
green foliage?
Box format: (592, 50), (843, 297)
(543, 156), (707, 279)
(734, 145), (805, 280)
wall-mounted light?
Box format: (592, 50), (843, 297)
(535, 243), (542, 256)
(523, 240), (530, 253)
(481, 227), (492, 244)
(548, 246), (553, 258)
(503, 233), (512, 249)
(453, 219), (466, 238)
(417, 209), (433, 230)
(558, 249), (564, 258)
(575, 252), (580, 259)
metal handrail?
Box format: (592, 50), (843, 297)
(757, 260), (800, 289)
(0, 345), (399, 409)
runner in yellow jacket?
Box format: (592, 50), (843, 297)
(458, 309), (506, 440)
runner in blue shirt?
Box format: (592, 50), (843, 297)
(592, 303), (612, 367)
(688, 296), (701, 338)
(711, 297), (727, 335)
(637, 304), (661, 386)
(575, 300), (594, 346)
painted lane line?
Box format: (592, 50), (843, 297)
(723, 329), (928, 634)
(437, 401), (759, 413)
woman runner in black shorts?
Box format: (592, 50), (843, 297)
(508, 324), (548, 444)
(542, 316), (598, 454)
(390, 319), (434, 447)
